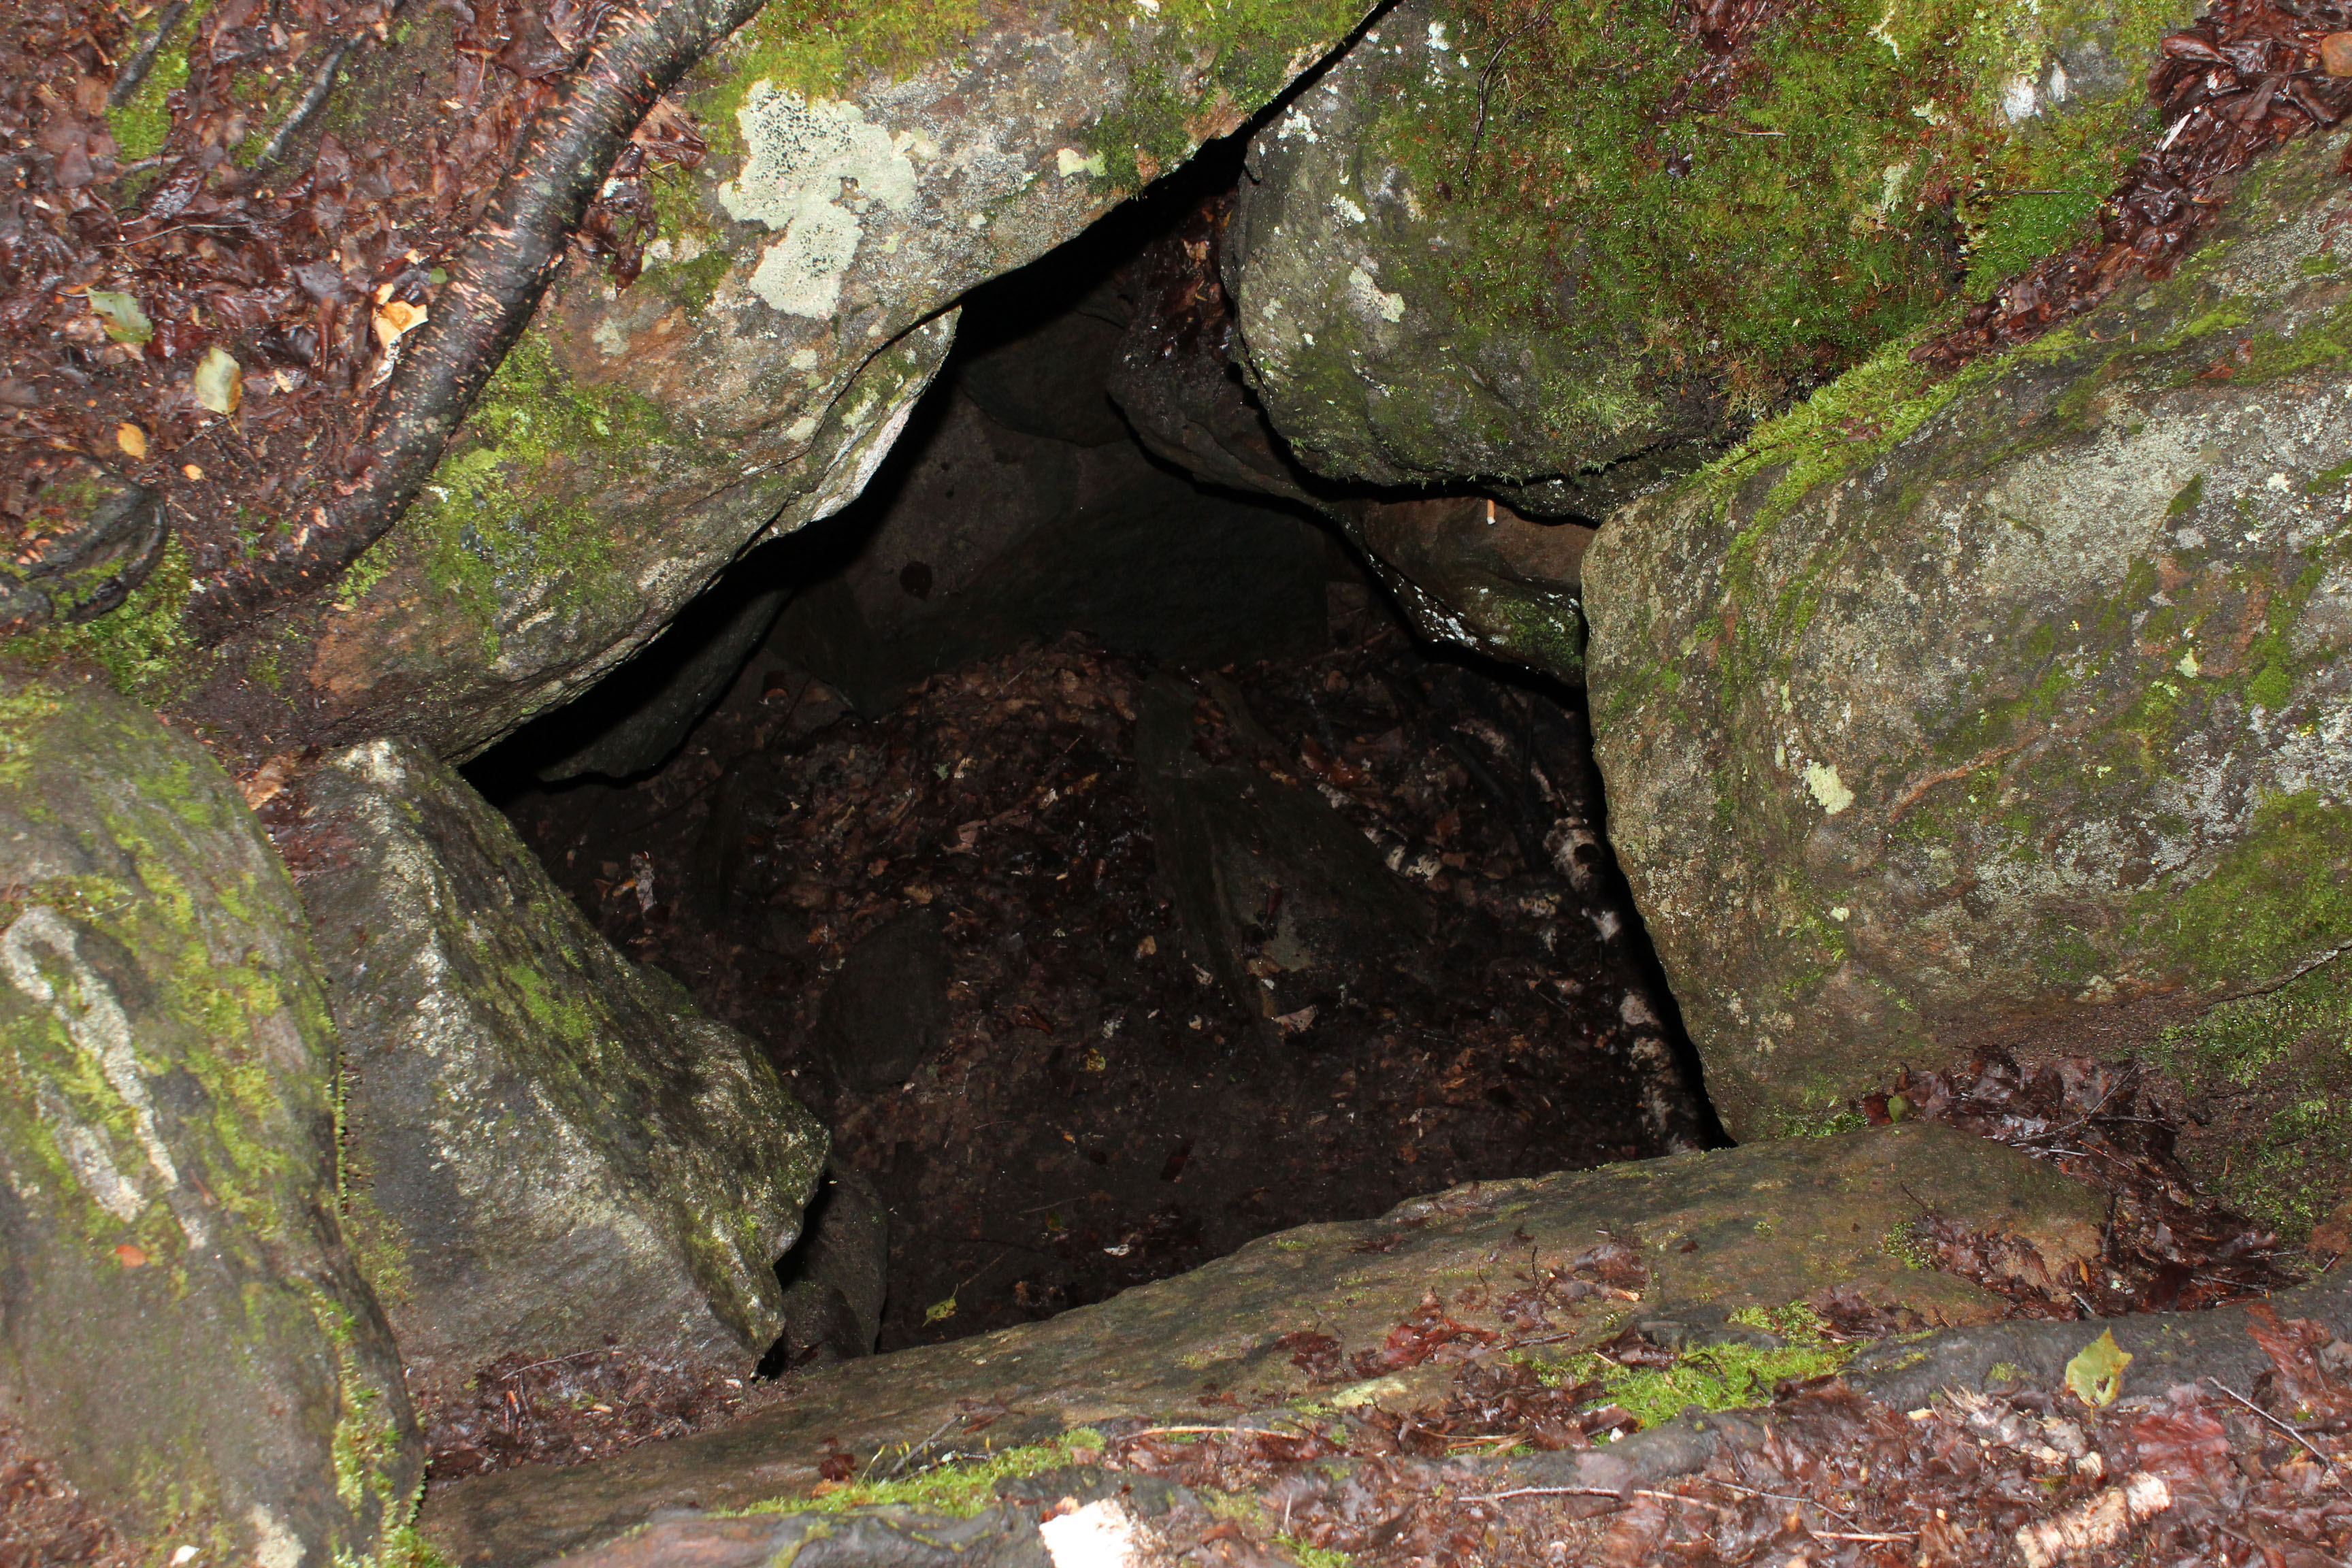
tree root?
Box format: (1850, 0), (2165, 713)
(188, 0), (767, 643)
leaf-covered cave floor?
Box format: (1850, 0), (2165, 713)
(493, 619), (1696, 1366)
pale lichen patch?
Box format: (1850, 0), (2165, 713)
(717, 85), (919, 318)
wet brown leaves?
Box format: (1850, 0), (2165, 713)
(422, 1345), (768, 1488)
(0, 1418), (135, 1568)
(1920, 0), (2352, 370)
(0, 0), (699, 608)
(1867, 1048), (2299, 1318)
(506, 628), (1682, 1356)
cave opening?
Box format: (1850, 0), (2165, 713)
(463, 142), (1718, 1393)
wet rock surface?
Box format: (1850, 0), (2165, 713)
(287, 738), (828, 1408)
(773, 1162), (892, 1367)
(1584, 127), (2352, 1147)
(0, 664), (417, 1566)
(419, 1123), (2104, 1563)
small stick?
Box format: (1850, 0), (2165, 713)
(2206, 1377), (2334, 1469)
(1701, 1477), (1861, 1529)
(1456, 1486), (1629, 1504)
(1112, 1425), (1290, 1443)
(883, 1411), (966, 1480)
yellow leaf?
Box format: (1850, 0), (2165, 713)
(2065, 1328), (2132, 1407)
(924, 1294), (958, 1324)
(115, 422), (146, 459)
(373, 297), (427, 347)
(192, 345), (242, 414)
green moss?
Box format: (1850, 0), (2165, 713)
(1492, 589), (1586, 682)
(1588, 1313), (1852, 1427)
(1963, 186), (2106, 296)
(2167, 473), (2207, 517)
(106, 2), (210, 161)
(1371, 0), (2189, 412)
(362, 336), (668, 640)
(2129, 791), (2352, 987)
(3, 532), (201, 706)
(692, 0), (987, 157)
(1754, 1093), (1868, 1139)
(1881, 1221), (1938, 1270)
(737, 1429), (1108, 1518)
(2149, 953), (2352, 1241)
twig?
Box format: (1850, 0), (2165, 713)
(500, 1348), (606, 1377)
(1112, 1425), (1291, 1443)
(1456, 1485), (1629, 1504)
(883, 1411), (967, 1480)
(1701, 1477), (1861, 1529)
(2206, 1377), (2334, 1469)
(1460, 27), (1531, 176)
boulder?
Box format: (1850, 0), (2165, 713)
(1220, 0), (2191, 504)
(1110, 193), (1590, 681)
(185, 0), (1380, 762)
(293, 738), (828, 1403)
(421, 1122), (2102, 1563)
(0, 664), (417, 1565)
(523, 567), (790, 784)
(773, 1162), (892, 1366)
(1583, 128), (2352, 1143)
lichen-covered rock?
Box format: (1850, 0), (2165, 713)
(1221, 0), (2192, 508)
(190, 0), (1375, 761)
(0, 663), (418, 1565)
(293, 738), (827, 1402)
(1583, 129), (2352, 1143)
(422, 1123), (2099, 1564)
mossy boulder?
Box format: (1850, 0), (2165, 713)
(1582, 128), (2352, 1143)
(197, 0), (1376, 760)
(293, 739), (828, 1403)
(1220, 0), (2193, 512)
(0, 663), (418, 1565)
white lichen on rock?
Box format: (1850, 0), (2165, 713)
(717, 84), (919, 318)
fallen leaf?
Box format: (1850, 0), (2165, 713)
(373, 297), (427, 347)
(114, 1243), (147, 1268)
(2065, 1328), (2132, 1408)
(193, 345), (243, 414)
(116, 422), (147, 458)
(84, 290), (152, 345)
(924, 1294), (958, 1324)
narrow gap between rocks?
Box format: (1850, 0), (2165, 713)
(463, 142), (1714, 1416)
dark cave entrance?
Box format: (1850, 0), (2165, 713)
(465, 146), (1717, 1375)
